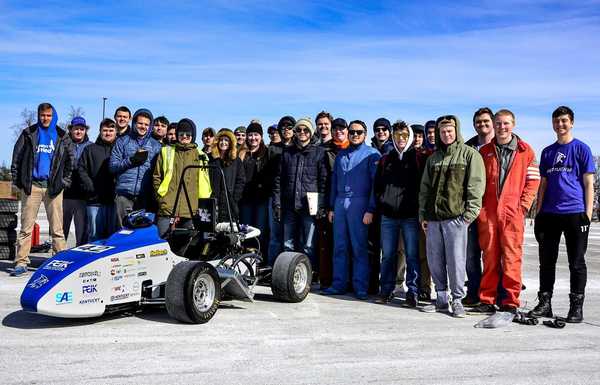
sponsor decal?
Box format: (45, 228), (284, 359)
(124, 273), (136, 278)
(110, 257), (120, 262)
(82, 284), (98, 295)
(136, 254), (145, 259)
(198, 208), (212, 222)
(150, 249), (168, 257)
(112, 275), (123, 281)
(44, 260), (73, 271)
(110, 293), (130, 301)
(55, 291), (73, 305)
(118, 230), (133, 235)
(79, 271), (101, 278)
(111, 268), (124, 276)
(137, 272), (147, 277)
(28, 274), (49, 289)
(73, 244), (115, 253)
(133, 282), (140, 292)
(79, 298), (101, 305)
(82, 278), (97, 284)
(112, 285), (126, 293)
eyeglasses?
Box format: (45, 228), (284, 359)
(393, 131), (410, 140)
(178, 132), (192, 137)
(374, 126), (388, 133)
(295, 127), (311, 134)
(348, 130), (365, 136)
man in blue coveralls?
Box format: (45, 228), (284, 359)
(322, 120), (381, 300)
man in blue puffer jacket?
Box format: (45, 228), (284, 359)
(110, 108), (161, 228)
(322, 120), (381, 300)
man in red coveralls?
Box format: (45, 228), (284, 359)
(472, 109), (540, 314)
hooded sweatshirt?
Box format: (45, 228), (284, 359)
(33, 107), (59, 181)
(418, 115), (486, 223)
(374, 125), (422, 219)
(109, 108), (162, 197)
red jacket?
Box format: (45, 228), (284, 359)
(478, 136), (540, 224)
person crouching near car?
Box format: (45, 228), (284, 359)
(153, 119), (211, 238)
(208, 129), (246, 223)
(374, 120), (423, 307)
(78, 118), (118, 241)
(418, 115), (485, 317)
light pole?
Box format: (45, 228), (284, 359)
(102, 97), (107, 119)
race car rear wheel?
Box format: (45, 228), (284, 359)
(165, 261), (221, 324)
(271, 252), (312, 303)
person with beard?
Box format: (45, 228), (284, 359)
(239, 121), (271, 253)
(266, 115), (295, 264)
(78, 118), (118, 241)
(114, 106), (132, 137)
(110, 108), (162, 228)
(322, 120), (380, 300)
(165, 123), (177, 145)
(10, 102), (73, 276)
(63, 117), (92, 246)
(272, 118), (327, 272)
(208, 129), (246, 223)
(373, 120), (425, 307)
(152, 116), (169, 144)
(153, 119), (211, 238)
(317, 117), (349, 288)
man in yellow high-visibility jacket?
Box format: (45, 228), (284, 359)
(152, 118), (211, 238)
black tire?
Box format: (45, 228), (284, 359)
(0, 214), (17, 229)
(0, 199), (18, 214)
(0, 229), (17, 244)
(0, 245), (16, 260)
(271, 252), (312, 303)
(165, 261), (221, 324)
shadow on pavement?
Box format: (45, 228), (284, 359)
(2, 310), (129, 329)
(0, 256), (50, 274)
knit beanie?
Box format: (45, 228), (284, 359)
(410, 124), (425, 135)
(246, 121), (263, 136)
(294, 117), (314, 136)
(373, 117), (391, 132)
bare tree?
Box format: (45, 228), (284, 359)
(58, 105), (86, 129)
(10, 108), (36, 140)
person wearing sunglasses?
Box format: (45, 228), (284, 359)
(419, 115), (485, 318)
(322, 120), (381, 300)
(153, 118), (211, 238)
(265, 116), (296, 264)
(373, 120), (424, 307)
(371, 117), (394, 155)
(272, 118), (327, 273)
(63, 116), (93, 247)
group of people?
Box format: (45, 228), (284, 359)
(10, 103), (595, 323)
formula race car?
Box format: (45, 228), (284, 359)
(20, 165), (312, 324)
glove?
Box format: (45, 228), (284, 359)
(130, 150), (148, 166)
(273, 205), (281, 223)
(316, 208), (327, 220)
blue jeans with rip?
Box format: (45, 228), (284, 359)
(380, 216), (420, 296)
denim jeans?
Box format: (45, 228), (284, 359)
(240, 200), (269, 261)
(282, 209), (317, 269)
(86, 204), (116, 242)
(268, 197), (283, 265)
(380, 216), (420, 296)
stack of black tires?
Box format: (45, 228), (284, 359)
(0, 199), (18, 260)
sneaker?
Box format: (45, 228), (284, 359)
(374, 293), (393, 304)
(461, 296), (480, 307)
(10, 265), (28, 277)
(498, 305), (518, 314)
(418, 292), (431, 303)
(392, 284), (406, 298)
(467, 303), (497, 315)
(452, 299), (466, 318)
(355, 292), (368, 301)
(403, 292), (418, 308)
(321, 287), (345, 296)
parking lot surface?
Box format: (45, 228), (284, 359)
(1, 224), (599, 385)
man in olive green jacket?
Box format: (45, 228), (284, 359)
(153, 118), (211, 238)
(419, 115), (485, 318)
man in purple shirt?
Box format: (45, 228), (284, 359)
(530, 106), (595, 323)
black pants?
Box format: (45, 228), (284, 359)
(535, 212), (590, 294)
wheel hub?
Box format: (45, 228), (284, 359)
(292, 263), (308, 294)
(193, 273), (216, 312)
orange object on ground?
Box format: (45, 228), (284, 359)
(32, 223), (40, 247)
(477, 137), (540, 308)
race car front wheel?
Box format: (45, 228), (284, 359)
(165, 261), (221, 324)
(271, 252), (312, 303)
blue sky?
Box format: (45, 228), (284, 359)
(1, 0), (600, 165)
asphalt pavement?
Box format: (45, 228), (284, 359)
(1, 224), (599, 385)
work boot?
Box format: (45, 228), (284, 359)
(566, 293), (584, 323)
(528, 291), (553, 318)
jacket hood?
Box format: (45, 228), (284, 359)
(177, 118), (197, 143)
(392, 123), (414, 160)
(210, 129), (238, 161)
(130, 108), (154, 140)
(435, 115), (463, 151)
(37, 104), (58, 132)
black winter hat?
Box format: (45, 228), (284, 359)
(373, 117), (391, 132)
(246, 121), (263, 136)
(410, 124), (425, 135)
(176, 118), (197, 143)
(277, 115), (296, 134)
(331, 118), (348, 129)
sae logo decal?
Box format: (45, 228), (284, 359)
(55, 291), (73, 305)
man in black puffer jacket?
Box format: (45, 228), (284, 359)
(273, 118), (327, 271)
(78, 118), (118, 241)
